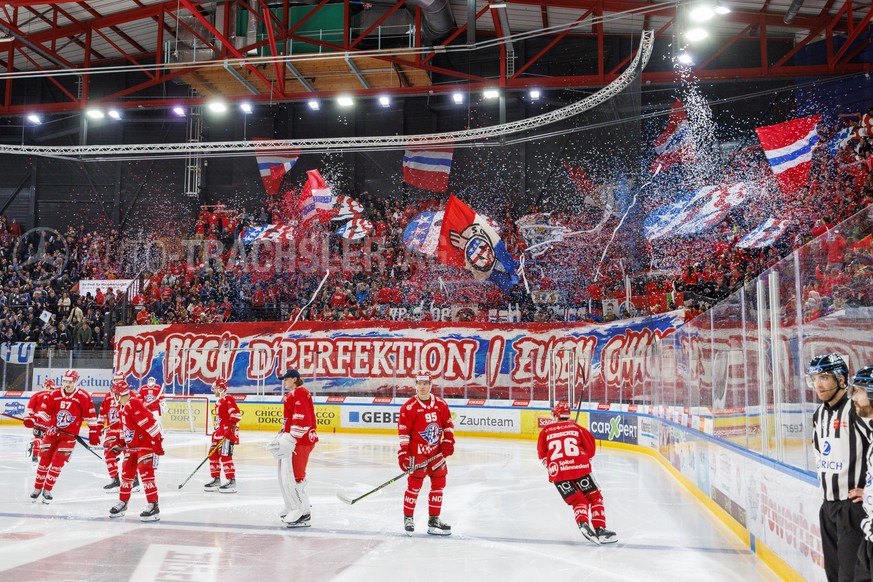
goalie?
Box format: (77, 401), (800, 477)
(266, 369), (318, 528)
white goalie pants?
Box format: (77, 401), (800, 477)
(279, 458), (310, 523)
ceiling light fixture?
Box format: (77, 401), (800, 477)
(208, 101), (227, 113)
(378, 95), (390, 108)
(489, 0), (507, 8)
(86, 108), (104, 119)
(172, 106), (186, 117)
(529, 89), (541, 100)
(452, 92), (463, 104)
(685, 28), (709, 42)
(308, 99), (320, 111)
(337, 95), (354, 107)
(26, 114), (41, 124)
(108, 109), (121, 120)
(677, 52), (694, 65)
(240, 102), (253, 114)
(483, 89), (499, 99)
(689, 5), (715, 21)
(714, 1), (731, 14)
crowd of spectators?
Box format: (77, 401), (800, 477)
(0, 115), (871, 351)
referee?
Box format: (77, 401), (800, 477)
(810, 353), (870, 582)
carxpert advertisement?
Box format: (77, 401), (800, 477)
(588, 412), (639, 445)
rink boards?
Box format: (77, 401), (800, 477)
(0, 393), (822, 581)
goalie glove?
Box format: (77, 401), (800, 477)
(267, 432), (296, 459)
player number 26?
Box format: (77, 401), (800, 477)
(548, 437), (580, 460)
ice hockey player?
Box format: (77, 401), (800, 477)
(138, 376), (165, 426)
(536, 401), (617, 545)
(397, 374), (455, 536)
(99, 375), (138, 493)
(26, 370), (101, 504)
(204, 378), (242, 493)
(25, 378), (55, 463)
(108, 378), (165, 522)
(266, 369), (318, 528)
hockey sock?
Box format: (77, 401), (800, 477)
(209, 459), (221, 478)
(221, 457), (235, 480)
(587, 490), (606, 529)
(143, 479), (158, 503)
(428, 475), (446, 516)
(404, 475), (424, 515)
(119, 478), (134, 502)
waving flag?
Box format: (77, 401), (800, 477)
(827, 126), (857, 156)
(241, 223), (296, 244)
(515, 213), (567, 257)
(563, 162), (597, 195)
(737, 218), (791, 249)
(402, 146), (454, 193)
(404, 211), (444, 256)
(254, 141), (299, 196)
(644, 182), (749, 240)
(651, 100), (696, 173)
(331, 195), (364, 221)
(298, 170), (333, 225)
(335, 218), (373, 240)
(755, 115), (820, 194)
(437, 195), (519, 292)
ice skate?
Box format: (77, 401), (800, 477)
(218, 478), (236, 494)
(41, 491), (53, 505)
(109, 501), (128, 518)
(203, 477), (221, 492)
(140, 502), (160, 522)
(103, 476), (121, 492)
(427, 516), (451, 536)
(596, 527), (617, 544)
(578, 521), (600, 545)
(404, 515), (415, 536)
(30, 488), (42, 502)
(284, 513), (311, 528)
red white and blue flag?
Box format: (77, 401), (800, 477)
(298, 169), (333, 225)
(651, 100), (696, 173)
(403, 211), (444, 256)
(754, 115), (820, 195)
(437, 195), (519, 293)
(254, 141), (299, 196)
(241, 223), (296, 244)
(402, 146), (454, 193)
(736, 217), (791, 249)
(331, 195), (364, 221)
(644, 182), (749, 240)
(335, 218), (374, 240)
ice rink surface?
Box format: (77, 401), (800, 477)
(0, 427), (780, 582)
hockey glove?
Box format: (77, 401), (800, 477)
(88, 427), (102, 446)
(23, 417), (34, 429)
(154, 438), (165, 456)
(398, 451), (411, 471)
(441, 440), (455, 457)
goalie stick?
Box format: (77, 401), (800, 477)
(177, 437), (227, 490)
(336, 453), (443, 505)
(1, 412), (104, 461)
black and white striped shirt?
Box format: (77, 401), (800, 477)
(813, 392), (870, 501)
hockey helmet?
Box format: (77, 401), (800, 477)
(147, 376), (157, 385)
(42, 378), (55, 390)
(212, 378), (228, 392)
(112, 371), (125, 383)
(552, 401), (572, 419)
(62, 369), (79, 384)
(806, 353), (849, 388)
(415, 374), (431, 383)
(851, 366), (873, 396)
(110, 379), (130, 399)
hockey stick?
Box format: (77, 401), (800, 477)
(336, 453), (444, 505)
(287, 269), (330, 330)
(1, 413), (103, 460)
(177, 437), (227, 490)
(574, 357), (589, 424)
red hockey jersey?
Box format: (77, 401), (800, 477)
(536, 419), (597, 482)
(121, 396), (162, 450)
(138, 383), (165, 416)
(26, 390), (52, 421)
(398, 395), (455, 458)
(282, 386), (318, 445)
(99, 396), (122, 432)
(35, 387), (99, 436)
(214, 394), (242, 443)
